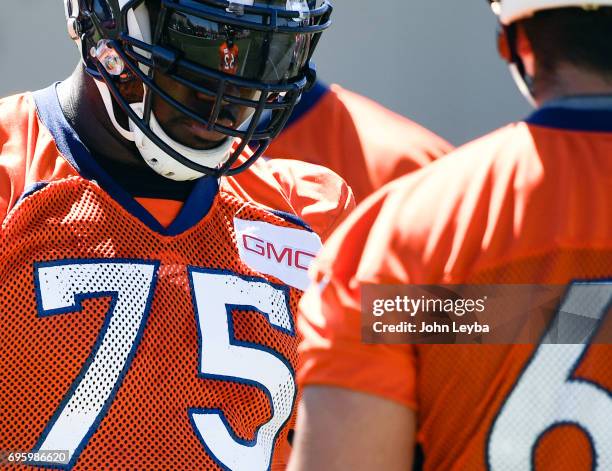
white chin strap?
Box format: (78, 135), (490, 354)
(94, 79), (235, 180)
(129, 103), (235, 181)
(509, 63), (537, 108)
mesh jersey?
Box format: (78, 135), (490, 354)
(264, 81), (453, 202)
(298, 100), (612, 471)
(0, 85), (352, 470)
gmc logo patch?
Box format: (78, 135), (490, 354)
(234, 217), (323, 291)
(242, 235), (316, 271)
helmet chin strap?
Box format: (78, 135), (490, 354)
(130, 103), (236, 181)
(498, 24), (537, 108)
(94, 77), (235, 181)
(90, 1), (237, 182)
(508, 62), (537, 107)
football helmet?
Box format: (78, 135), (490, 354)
(490, 0), (612, 24)
(490, 0), (612, 106)
(64, 0), (332, 180)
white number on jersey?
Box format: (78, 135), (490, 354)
(32, 261), (158, 467)
(31, 261), (295, 471)
(487, 282), (612, 471)
(189, 269), (295, 471)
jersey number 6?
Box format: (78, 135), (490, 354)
(487, 282), (612, 471)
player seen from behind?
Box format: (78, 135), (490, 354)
(290, 0), (612, 469)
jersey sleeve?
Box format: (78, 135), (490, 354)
(0, 94), (32, 222)
(297, 179), (419, 409)
(296, 121), (550, 410)
(265, 158), (356, 242)
(265, 83), (454, 201)
(0, 92), (78, 223)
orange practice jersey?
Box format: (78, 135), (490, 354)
(265, 81), (453, 202)
(298, 98), (612, 470)
(0, 85), (353, 470)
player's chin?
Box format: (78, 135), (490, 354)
(166, 123), (229, 150)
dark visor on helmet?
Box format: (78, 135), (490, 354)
(162, 8), (313, 83)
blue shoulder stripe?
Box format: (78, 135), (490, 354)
(284, 80), (330, 130)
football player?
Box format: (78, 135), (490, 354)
(290, 1), (612, 470)
(265, 79), (453, 202)
(0, 0), (353, 470)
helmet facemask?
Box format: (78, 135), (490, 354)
(66, 0), (332, 179)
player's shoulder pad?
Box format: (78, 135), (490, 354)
(0, 92), (40, 222)
(0, 92), (38, 135)
(264, 158), (356, 242)
(330, 84), (454, 160)
(314, 121), (536, 285)
(312, 174), (408, 286)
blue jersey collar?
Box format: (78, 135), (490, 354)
(33, 83), (219, 236)
(526, 95), (612, 132)
(284, 80), (330, 130)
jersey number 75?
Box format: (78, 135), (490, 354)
(30, 259), (295, 471)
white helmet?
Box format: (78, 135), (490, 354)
(491, 0), (612, 24)
(490, 0), (612, 106)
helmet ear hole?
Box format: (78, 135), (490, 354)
(497, 27), (512, 62)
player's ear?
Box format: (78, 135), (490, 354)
(496, 26), (512, 62)
(514, 24), (536, 77)
(496, 24), (535, 76)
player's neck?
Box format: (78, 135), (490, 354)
(57, 65), (146, 170)
(534, 63), (612, 107)
(56, 66), (198, 200)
